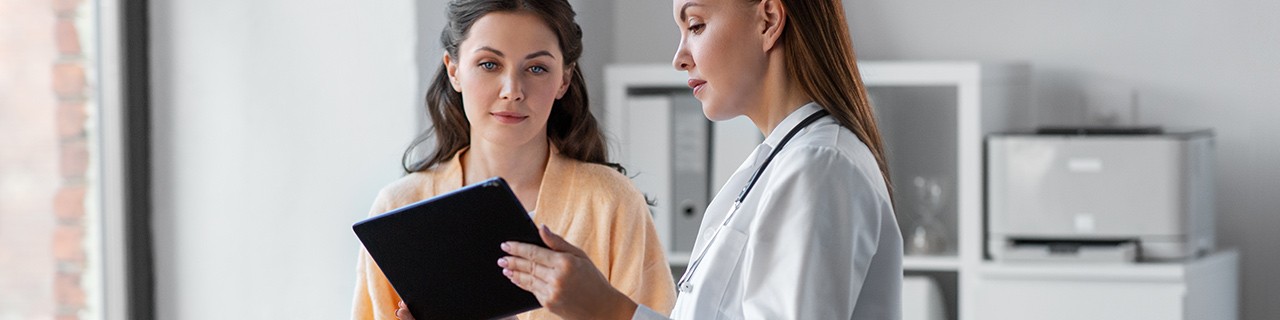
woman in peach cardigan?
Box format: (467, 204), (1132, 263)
(351, 0), (676, 319)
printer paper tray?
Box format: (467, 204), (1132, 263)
(1001, 239), (1138, 263)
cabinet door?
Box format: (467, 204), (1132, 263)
(974, 278), (1184, 320)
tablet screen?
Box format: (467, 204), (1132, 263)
(353, 177), (546, 319)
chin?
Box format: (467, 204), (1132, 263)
(700, 100), (741, 122)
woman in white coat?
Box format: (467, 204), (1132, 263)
(496, 0), (902, 318)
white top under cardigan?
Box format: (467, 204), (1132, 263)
(634, 102), (902, 319)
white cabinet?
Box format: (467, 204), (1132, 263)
(973, 250), (1239, 320)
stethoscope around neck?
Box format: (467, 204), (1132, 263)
(676, 109), (830, 293)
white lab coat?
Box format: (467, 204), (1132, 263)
(634, 103), (902, 319)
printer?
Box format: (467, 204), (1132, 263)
(986, 127), (1215, 262)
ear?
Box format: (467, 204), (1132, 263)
(443, 53), (462, 92)
(758, 0), (787, 52)
(556, 63), (574, 99)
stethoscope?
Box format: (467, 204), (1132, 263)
(676, 109), (830, 293)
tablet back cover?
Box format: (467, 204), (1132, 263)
(353, 177), (545, 319)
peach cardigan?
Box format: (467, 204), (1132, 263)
(351, 148), (676, 319)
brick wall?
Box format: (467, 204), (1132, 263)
(52, 0), (90, 319)
(0, 0), (94, 317)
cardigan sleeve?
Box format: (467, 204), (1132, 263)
(351, 189), (402, 320)
(605, 190), (678, 316)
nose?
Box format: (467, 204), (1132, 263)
(672, 40), (693, 71)
(499, 73), (524, 101)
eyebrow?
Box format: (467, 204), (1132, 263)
(679, 2), (702, 22)
(524, 50), (554, 60)
(475, 46), (556, 60)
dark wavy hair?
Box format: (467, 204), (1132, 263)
(402, 0), (620, 174)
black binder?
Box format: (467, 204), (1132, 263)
(353, 177), (546, 320)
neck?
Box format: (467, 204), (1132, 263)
(746, 51), (813, 137)
(462, 136), (550, 209)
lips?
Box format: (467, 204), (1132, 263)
(490, 111), (528, 124)
(687, 79), (707, 96)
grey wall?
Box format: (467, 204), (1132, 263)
(571, 0), (615, 117)
(416, 0), (450, 132)
(613, 1), (679, 65)
(607, 1), (1279, 319)
(149, 0), (418, 318)
(842, 2), (1278, 319)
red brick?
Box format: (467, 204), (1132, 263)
(55, 18), (81, 55)
(59, 138), (89, 179)
(54, 0), (82, 15)
(52, 62), (86, 98)
(57, 101), (87, 139)
(52, 224), (85, 262)
(54, 185), (86, 221)
(55, 273), (86, 310)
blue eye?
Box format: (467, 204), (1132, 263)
(528, 66), (548, 74)
(479, 62), (498, 70)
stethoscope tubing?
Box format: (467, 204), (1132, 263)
(676, 109), (830, 293)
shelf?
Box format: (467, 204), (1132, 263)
(903, 255), (962, 272)
(977, 249), (1238, 282)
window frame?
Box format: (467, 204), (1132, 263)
(98, 0), (153, 319)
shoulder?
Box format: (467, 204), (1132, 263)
(542, 157), (652, 233)
(368, 170), (439, 215)
(565, 160), (645, 198)
(776, 119), (890, 201)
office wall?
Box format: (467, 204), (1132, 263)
(149, 0), (418, 318)
(609, 1), (1279, 319)
(613, 1), (678, 67)
(842, 2), (1279, 319)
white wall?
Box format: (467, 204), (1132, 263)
(608, 1), (1279, 319)
(149, 0), (418, 318)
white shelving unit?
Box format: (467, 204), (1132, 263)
(860, 62), (1031, 320)
(605, 61), (1032, 320)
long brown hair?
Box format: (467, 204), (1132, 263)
(773, 0), (894, 200)
(402, 0), (617, 174)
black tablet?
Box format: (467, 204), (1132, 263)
(353, 177), (546, 320)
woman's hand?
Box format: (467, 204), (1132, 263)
(499, 225), (639, 320)
(394, 301), (414, 320)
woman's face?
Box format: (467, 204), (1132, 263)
(446, 11), (570, 148)
(672, 0), (769, 121)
